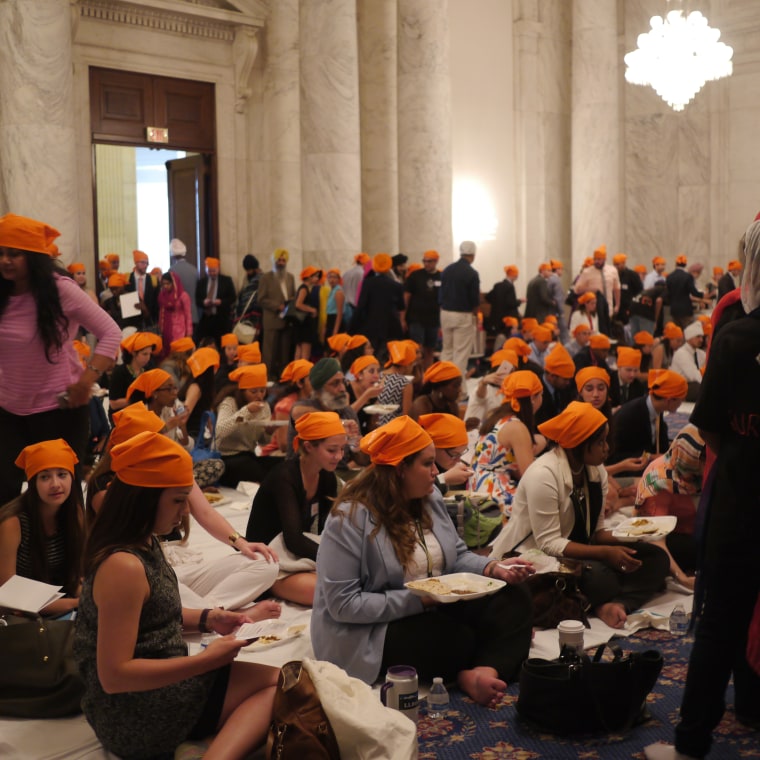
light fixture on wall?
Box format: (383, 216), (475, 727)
(624, 3), (733, 112)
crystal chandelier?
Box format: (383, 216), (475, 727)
(624, 6), (733, 112)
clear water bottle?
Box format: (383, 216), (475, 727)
(669, 603), (689, 636)
(427, 677), (449, 720)
(199, 632), (216, 649)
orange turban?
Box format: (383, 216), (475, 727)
(15, 439), (78, 480)
(648, 369), (688, 399)
(521, 318), (538, 331)
(538, 262), (551, 273)
(111, 431), (193, 488)
(106, 253), (120, 264)
(350, 355), (380, 377)
(501, 370), (543, 411)
(652, 256), (666, 266)
(613, 253), (627, 265)
(300, 266), (321, 281)
(593, 245), (607, 260)
(355, 252), (370, 264)
(406, 263), (423, 276)
(170, 337), (195, 354)
(578, 292), (597, 305)
(616, 347), (641, 369)
(127, 368), (172, 400)
(327, 267), (342, 281)
(549, 259), (562, 270)
(538, 401), (608, 449)
(187, 347), (220, 377)
(121, 332), (162, 355)
(237, 341), (262, 364)
(221, 333), (238, 348)
(423, 361), (462, 385)
(346, 334), (369, 350)
(327, 333), (351, 353)
(423, 250), (440, 261)
(633, 331), (654, 346)
(205, 257), (220, 269)
(418, 413), (468, 448)
(663, 322), (684, 340)
(0, 213), (60, 256)
(675, 254), (687, 266)
(728, 259), (742, 272)
(502, 316), (519, 328)
(110, 404), (165, 449)
(583, 257), (593, 268)
(293, 411), (346, 451)
(589, 334), (611, 350)
(544, 315), (558, 325)
(132, 250), (149, 263)
(373, 253), (392, 273)
(490, 348), (518, 369)
(72, 339), (90, 364)
(98, 259), (110, 273)
(229, 364), (267, 389)
(108, 273), (127, 288)
(67, 262), (86, 274)
(360, 415), (432, 466)
(532, 325), (553, 342)
(544, 344), (575, 379)
(280, 359), (313, 383)
(151, 267), (162, 278)
(573, 324), (591, 338)
(505, 265), (519, 278)
(575, 366), (610, 392)
(713, 266), (724, 276)
(633, 264), (647, 274)
(504, 337), (532, 358)
(386, 340), (417, 367)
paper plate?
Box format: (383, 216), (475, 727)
(239, 621), (307, 650)
(405, 573), (505, 604)
(363, 403), (400, 415)
(611, 515), (677, 542)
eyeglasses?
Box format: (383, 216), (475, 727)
(156, 385), (178, 392)
(444, 448), (467, 462)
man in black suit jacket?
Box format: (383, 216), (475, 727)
(125, 249), (159, 330)
(608, 369), (688, 476)
(609, 347), (647, 409)
(485, 266), (522, 332)
(717, 262), (741, 301)
(534, 343), (576, 426)
(195, 257), (236, 344)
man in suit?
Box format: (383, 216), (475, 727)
(608, 369), (687, 476)
(534, 343), (576, 426)
(524, 263), (555, 324)
(717, 259), (742, 301)
(609, 346), (647, 409)
(612, 252), (643, 326)
(573, 333), (612, 372)
(257, 247), (296, 375)
(666, 255), (707, 328)
(485, 264), (522, 333)
(126, 249), (159, 329)
(195, 256), (236, 344)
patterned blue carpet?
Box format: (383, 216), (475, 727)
(416, 629), (760, 759)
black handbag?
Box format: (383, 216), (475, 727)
(282, 300), (308, 325)
(516, 642), (663, 735)
(524, 563), (591, 629)
(0, 613), (84, 718)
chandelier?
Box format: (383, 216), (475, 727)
(624, 7), (733, 112)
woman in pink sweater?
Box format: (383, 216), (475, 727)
(157, 272), (192, 360)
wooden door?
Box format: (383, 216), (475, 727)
(166, 154), (212, 269)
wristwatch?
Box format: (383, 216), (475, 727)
(228, 531), (242, 550)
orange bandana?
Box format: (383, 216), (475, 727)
(15, 439), (78, 480)
(110, 431), (193, 488)
(237, 341), (262, 364)
(293, 411), (346, 451)
(229, 364), (267, 389)
(170, 337), (195, 354)
(501, 370), (543, 411)
(0, 213), (60, 256)
(187, 347), (220, 377)
(280, 359), (314, 383)
(538, 401), (607, 449)
(360, 415), (432, 466)
(110, 404), (165, 449)
(648, 369), (688, 399)
(350, 355), (380, 377)
(575, 366), (610, 392)
(544, 344), (575, 379)
(422, 361), (461, 385)
(127, 368), (173, 400)
(418, 413), (468, 448)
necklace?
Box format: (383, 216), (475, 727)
(569, 461), (585, 476)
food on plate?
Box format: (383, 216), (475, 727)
(259, 635), (281, 643)
(204, 492), (224, 504)
(407, 578), (479, 596)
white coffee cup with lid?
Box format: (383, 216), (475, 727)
(557, 619), (585, 656)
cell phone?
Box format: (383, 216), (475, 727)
(497, 360), (514, 375)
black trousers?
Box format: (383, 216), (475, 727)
(219, 451), (279, 488)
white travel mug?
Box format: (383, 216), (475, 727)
(557, 619), (585, 656)
(380, 665), (419, 722)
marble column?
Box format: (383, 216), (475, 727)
(357, 0), (398, 254)
(572, 0), (620, 271)
(397, 0), (452, 259)
(299, 0), (362, 273)
(0, 0), (79, 259)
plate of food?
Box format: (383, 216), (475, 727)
(363, 403), (400, 415)
(444, 490), (491, 504)
(612, 515), (677, 542)
(405, 573), (506, 604)
(238, 620), (307, 650)
(203, 492), (228, 507)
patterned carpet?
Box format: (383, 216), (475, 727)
(416, 629), (760, 759)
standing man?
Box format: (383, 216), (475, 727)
(613, 252), (643, 327)
(391, 253), (408, 284)
(127, 249), (159, 329)
(341, 252), (369, 330)
(717, 259), (742, 301)
(666, 254), (706, 328)
(643, 255), (667, 289)
(195, 256), (236, 344)
(485, 264), (522, 333)
(405, 250), (442, 369)
(439, 241), (480, 376)
(546, 259), (568, 343)
(257, 247), (296, 375)
(573, 245), (621, 335)
(169, 238), (199, 332)
(524, 263), (555, 324)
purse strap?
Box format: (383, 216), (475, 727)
(197, 410), (217, 450)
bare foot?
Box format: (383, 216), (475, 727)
(457, 666), (506, 707)
(244, 600), (282, 622)
(596, 602), (627, 629)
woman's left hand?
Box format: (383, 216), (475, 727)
(488, 557), (535, 584)
(66, 380), (93, 408)
(239, 541), (279, 563)
(208, 608), (253, 635)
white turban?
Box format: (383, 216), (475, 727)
(170, 238), (187, 257)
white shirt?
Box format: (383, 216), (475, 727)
(670, 343), (705, 384)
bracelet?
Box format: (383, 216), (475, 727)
(228, 531), (242, 550)
(198, 608), (212, 633)
(86, 363), (101, 374)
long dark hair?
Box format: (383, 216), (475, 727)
(479, 396), (536, 440)
(212, 382), (246, 412)
(0, 474), (84, 597)
(0, 252), (70, 362)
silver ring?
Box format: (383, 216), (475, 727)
(621, 564), (627, 571)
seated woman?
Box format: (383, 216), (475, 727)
(347, 354), (383, 434)
(311, 415), (535, 705)
(491, 402), (670, 629)
(634, 424), (704, 590)
(259, 359), (313, 457)
(73, 431), (279, 760)
(181, 346), (220, 439)
(127, 367), (191, 449)
(651, 323), (684, 370)
(410, 361), (464, 420)
(464, 348), (517, 428)
(468, 370), (545, 519)
(375, 340), (415, 426)
(245, 411), (346, 606)
(0, 439), (83, 617)
(214, 333), (239, 391)
(419, 412), (474, 494)
(160, 336), (195, 387)
(339, 333), (374, 374)
(108, 332), (162, 417)
(569, 292), (599, 335)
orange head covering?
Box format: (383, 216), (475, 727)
(280, 359), (314, 383)
(327, 267), (342, 281)
(406, 263), (423, 276)
(675, 254), (688, 266)
(386, 340), (417, 368)
(502, 316), (519, 328)
(578, 291), (597, 306)
(575, 366), (610, 392)
(728, 259), (743, 272)
(423, 250), (440, 261)
(187, 347), (220, 377)
(221, 333), (238, 348)
(72, 339), (90, 365)
(648, 369), (688, 399)
(543, 315), (558, 325)
(633, 330), (655, 346)
(346, 334), (369, 350)
(98, 259), (111, 273)
(229, 364), (267, 389)
(132, 250), (149, 263)
(354, 252), (370, 265)
(490, 348), (518, 369)
(300, 265), (321, 281)
(532, 325), (552, 343)
(504, 337), (531, 358)
(170, 337), (195, 354)
(572, 323), (591, 338)
(327, 333), (351, 353)
(549, 259), (562, 270)
(111, 431), (193, 488)
(67, 262), (86, 274)
(593, 245), (607, 260)
(544, 344), (575, 379)
(505, 265), (519, 278)
(616, 346), (642, 369)
(633, 264), (647, 274)
(204, 257), (220, 269)
(583, 257), (593, 268)
(293, 411), (346, 452)
(652, 256), (666, 266)
(108, 273), (127, 288)
(237, 341), (262, 364)
(110, 404), (165, 449)
(106, 253), (120, 265)
(500, 370), (543, 411)
(538, 262), (551, 273)
(713, 266), (724, 276)
(538, 401), (608, 449)
(15, 439), (78, 480)
(521, 317), (538, 331)
(613, 253), (627, 265)
(273, 248), (289, 263)
(150, 267), (162, 278)
(663, 322), (684, 340)
(423, 361), (461, 385)
(127, 368), (173, 400)
(372, 253), (392, 273)
(121, 332), (162, 355)
(350, 355), (380, 377)
(0, 213), (60, 256)
(418, 413), (468, 448)
(589, 334), (611, 350)
(360, 415), (432, 466)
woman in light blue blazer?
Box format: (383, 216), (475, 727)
(311, 415), (534, 708)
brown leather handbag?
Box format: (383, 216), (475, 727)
(267, 660), (341, 760)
